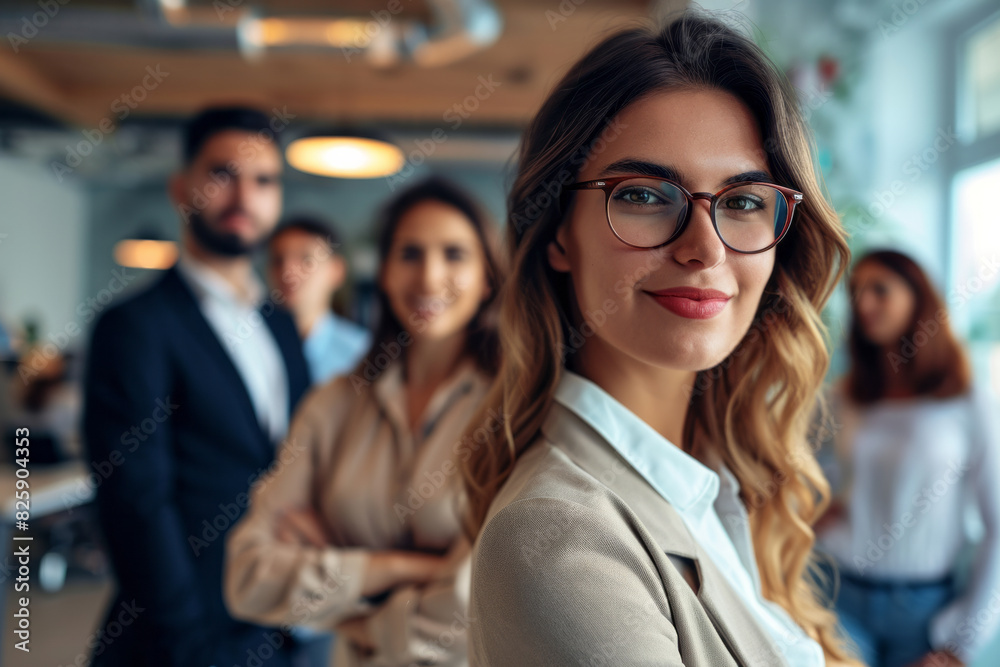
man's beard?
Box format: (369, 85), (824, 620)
(188, 209), (262, 258)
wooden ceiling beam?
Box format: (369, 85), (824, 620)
(0, 51), (98, 126)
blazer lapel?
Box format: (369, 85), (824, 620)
(691, 553), (791, 667)
(259, 304), (302, 420)
(162, 268), (272, 455)
(541, 402), (790, 667)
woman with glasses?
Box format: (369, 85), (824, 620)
(816, 250), (1000, 667)
(460, 13), (862, 667)
(225, 178), (504, 666)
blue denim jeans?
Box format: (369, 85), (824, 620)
(829, 567), (955, 667)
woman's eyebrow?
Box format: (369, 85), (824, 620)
(722, 170), (775, 186)
(600, 159), (775, 188)
(600, 158), (684, 181)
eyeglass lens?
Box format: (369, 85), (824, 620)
(607, 178), (789, 251)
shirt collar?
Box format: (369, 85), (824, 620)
(306, 312), (336, 346)
(372, 356), (482, 438)
(553, 368), (721, 519)
(176, 251), (265, 310)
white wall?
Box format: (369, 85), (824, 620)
(861, 3), (956, 283)
(0, 156), (86, 351)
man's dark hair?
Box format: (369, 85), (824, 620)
(183, 106), (277, 166)
(270, 215), (343, 253)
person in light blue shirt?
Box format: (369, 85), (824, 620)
(267, 216), (371, 385)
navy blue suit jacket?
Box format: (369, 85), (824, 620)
(83, 267), (322, 667)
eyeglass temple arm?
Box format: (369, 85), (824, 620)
(564, 180), (608, 190)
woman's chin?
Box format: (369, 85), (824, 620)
(403, 321), (462, 343)
(625, 335), (738, 375)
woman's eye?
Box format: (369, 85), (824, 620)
(722, 195), (764, 211)
(445, 247), (467, 261)
(400, 247), (421, 261)
(615, 188), (666, 206)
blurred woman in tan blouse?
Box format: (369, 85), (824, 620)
(224, 177), (504, 667)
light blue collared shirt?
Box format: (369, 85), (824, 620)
(553, 369), (825, 667)
(303, 312), (371, 385)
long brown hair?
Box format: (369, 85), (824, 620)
(846, 249), (971, 404)
(359, 177), (504, 377)
(461, 13), (860, 666)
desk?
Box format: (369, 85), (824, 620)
(0, 461), (92, 666)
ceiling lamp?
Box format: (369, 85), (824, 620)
(240, 17), (376, 48)
(155, 0), (190, 25)
(114, 236), (178, 270)
(286, 130), (406, 179)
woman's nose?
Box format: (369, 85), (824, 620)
(418, 254), (448, 291)
(669, 200), (726, 268)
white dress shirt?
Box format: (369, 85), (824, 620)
(554, 370), (826, 667)
(819, 384), (1000, 663)
(176, 253), (289, 444)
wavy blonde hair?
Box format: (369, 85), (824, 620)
(462, 13), (861, 666)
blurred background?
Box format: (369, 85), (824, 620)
(0, 0), (997, 664)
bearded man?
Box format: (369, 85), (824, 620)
(83, 106), (326, 667)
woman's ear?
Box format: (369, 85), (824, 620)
(547, 224), (571, 273)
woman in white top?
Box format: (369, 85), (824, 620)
(818, 249), (1000, 667)
(224, 178), (504, 666)
(460, 12), (862, 667)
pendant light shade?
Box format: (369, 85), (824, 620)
(286, 130), (405, 179)
(114, 236), (178, 270)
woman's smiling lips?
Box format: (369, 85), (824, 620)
(409, 296), (445, 320)
(644, 286), (732, 319)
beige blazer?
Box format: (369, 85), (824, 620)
(469, 401), (797, 667)
(225, 360), (490, 667)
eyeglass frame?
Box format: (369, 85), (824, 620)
(563, 175), (804, 254)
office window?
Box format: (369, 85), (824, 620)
(948, 10), (1000, 342)
(959, 13), (1000, 142)
(949, 157), (1000, 338)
